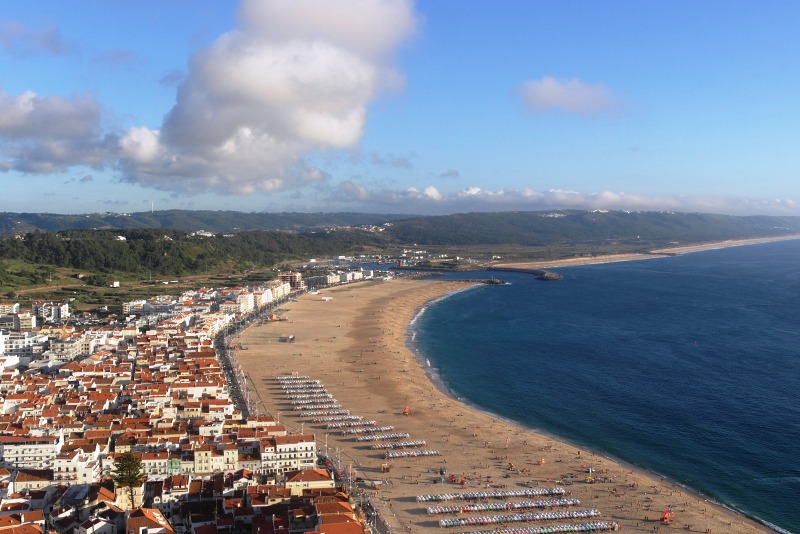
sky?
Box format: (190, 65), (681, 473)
(1, 1), (799, 216)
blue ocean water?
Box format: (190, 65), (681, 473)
(411, 240), (800, 533)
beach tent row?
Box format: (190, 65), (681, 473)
(438, 509), (601, 528)
(342, 425), (394, 434)
(293, 403), (341, 410)
(286, 392), (334, 400)
(281, 385), (326, 391)
(276, 376), (319, 387)
(372, 440), (427, 450)
(301, 409), (351, 417)
(356, 432), (410, 442)
(290, 396), (335, 404)
(458, 520), (620, 534)
(281, 380), (325, 391)
(384, 449), (440, 459)
(313, 415), (363, 423)
(327, 420), (377, 429)
(427, 498), (581, 515)
(417, 488), (566, 503)
(277, 374), (428, 462)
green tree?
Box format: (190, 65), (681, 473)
(111, 451), (146, 509)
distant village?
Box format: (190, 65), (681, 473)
(0, 264), (390, 534)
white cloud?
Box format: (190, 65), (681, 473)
(0, 89), (112, 173)
(119, 0), (418, 195)
(330, 182), (800, 216)
(518, 76), (620, 116)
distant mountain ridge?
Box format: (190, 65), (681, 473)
(2, 209), (800, 247)
(380, 210), (800, 246)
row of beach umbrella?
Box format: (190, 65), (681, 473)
(384, 449), (440, 459)
(416, 488), (566, 503)
(458, 521), (620, 534)
(438, 509), (601, 528)
(427, 499), (581, 515)
(293, 403), (341, 410)
(372, 440), (427, 450)
(301, 409), (350, 417)
(286, 392), (333, 400)
(342, 425), (395, 435)
(356, 432), (410, 441)
(327, 420), (377, 429)
(313, 415), (363, 423)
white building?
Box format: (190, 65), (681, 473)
(259, 434), (316, 476)
(0, 303), (20, 315)
(0, 433), (64, 469)
(0, 331), (49, 362)
(53, 449), (102, 485)
(31, 300), (70, 322)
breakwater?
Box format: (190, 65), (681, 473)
(488, 266), (562, 280)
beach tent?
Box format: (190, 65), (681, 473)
(660, 509), (674, 524)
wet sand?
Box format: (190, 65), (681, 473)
(235, 277), (772, 533)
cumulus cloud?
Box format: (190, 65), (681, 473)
(331, 182), (800, 215)
(0, 89), (114, 173)
(518, 76), (620, 116)
(119, 0), (418, 195)
(0, 21), (76, 56)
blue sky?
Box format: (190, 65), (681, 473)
(2, 1), (799, 216)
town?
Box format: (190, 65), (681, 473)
(0, 268), (385, 534)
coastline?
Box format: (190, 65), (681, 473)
(405, 293), (781, 533)
(492, 234), (800, 270)
(235, 278), (773, 533)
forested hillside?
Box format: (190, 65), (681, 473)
(2, 210), (800, 287)
(381, 210), (800, 246)
(0, 210), (411, 235)
(0, 228), (386, 278)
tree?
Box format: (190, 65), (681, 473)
(111, 451), (146, 509)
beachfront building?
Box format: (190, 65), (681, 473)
(236, 291), (255, 313)
(279, 271), (305, 291)
(284, 468), (335, 496)
(258, 434), (316, 476)
(192, 443), (238, 474)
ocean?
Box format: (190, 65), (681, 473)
(409, 239), (800, 533)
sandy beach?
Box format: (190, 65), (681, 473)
(492, 234), (800, 270)
(234, 272), (775, 533)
